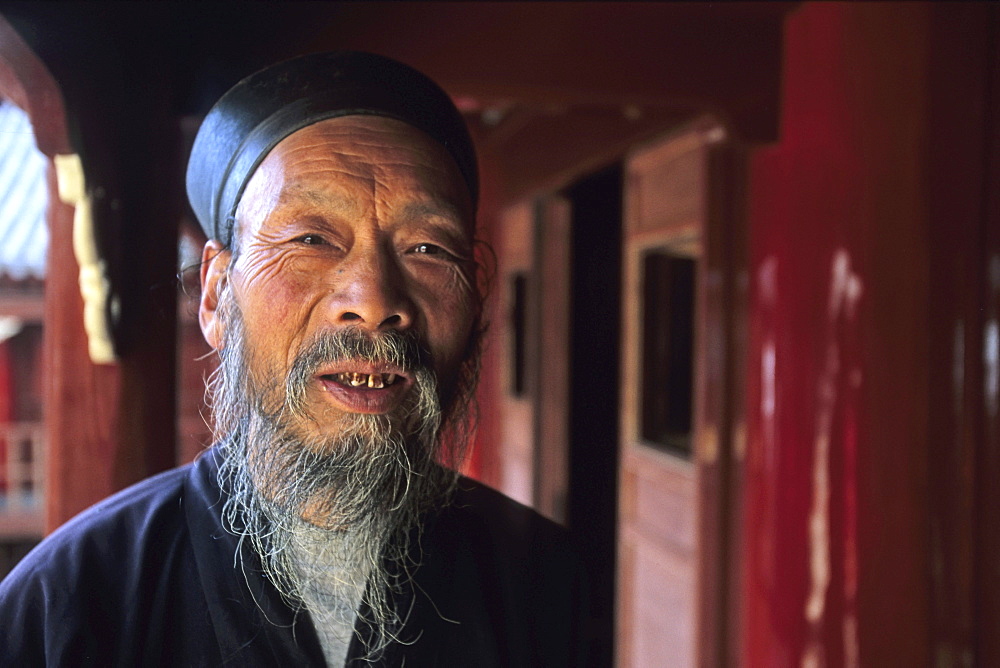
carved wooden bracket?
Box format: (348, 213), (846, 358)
(53, 153), (116, 364)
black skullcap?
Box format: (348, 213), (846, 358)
(186, 51), (478, 246)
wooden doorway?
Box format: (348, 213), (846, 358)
(616, 119), (738, 667)
(494, 165), (623, 666)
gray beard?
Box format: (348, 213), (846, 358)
(205, 287), (467, 658)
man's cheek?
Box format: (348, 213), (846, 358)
(240, 278), (314, 337)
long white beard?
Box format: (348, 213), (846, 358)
(205, 287), (461, 659)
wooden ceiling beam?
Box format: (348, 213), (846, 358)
(301, 2), (792, 142)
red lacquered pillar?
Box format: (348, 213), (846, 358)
(735, 2), (1000, 664)
(740, 1), (891, 650)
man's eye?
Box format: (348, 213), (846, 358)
(412, 243), (446, 256)
(296, 234), (326, 245)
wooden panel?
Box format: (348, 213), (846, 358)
(618, 448), (697, 668)
(533, 196), (571, 522)
(621, 122), (718, 451)
(497, 202), (535, 507)
(626, 136), (707, 236)
(618, 120), (726, 668)
(621, 449), (697, 554)
(632, 537), (695, 665)
(495, 195), (572, 523)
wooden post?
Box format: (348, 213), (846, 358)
(0, 13), (179, 531)
(740, 3), (1000, 663)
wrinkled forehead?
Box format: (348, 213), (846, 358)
(239, 115), (475, 235)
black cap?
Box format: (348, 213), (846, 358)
(186, 51), (478, 246)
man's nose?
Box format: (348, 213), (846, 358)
(330, 245), (415, 331)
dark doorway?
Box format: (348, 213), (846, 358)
(565, 164), (622, 665)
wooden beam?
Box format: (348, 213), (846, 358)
(0, 292), (44, 321)
(300, 2), (790, 142)
(0, 15), (70, 156)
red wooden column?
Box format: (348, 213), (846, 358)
(0, 17), (122, 532)
(0, 341), (10, 495)
(740, 3), (998, 664)
(0, 14), (180, 531)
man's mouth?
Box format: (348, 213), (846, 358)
(315, 367), (412, 415)
(327, 372), (400, 389)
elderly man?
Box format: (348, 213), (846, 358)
(0, 52), (590, 666)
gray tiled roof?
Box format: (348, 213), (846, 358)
(0, 100), (48, 280)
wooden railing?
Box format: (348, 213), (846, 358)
(0, 422), (44, 518)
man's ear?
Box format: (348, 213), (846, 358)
(199, 239), (232, 350)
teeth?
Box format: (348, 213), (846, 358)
(334, 372), (398, 388)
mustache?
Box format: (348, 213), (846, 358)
(284, 327), (434, 414)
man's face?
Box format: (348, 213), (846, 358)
(200, 116), (477, 441)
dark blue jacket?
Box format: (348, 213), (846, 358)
(0, 447), (592, 666)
